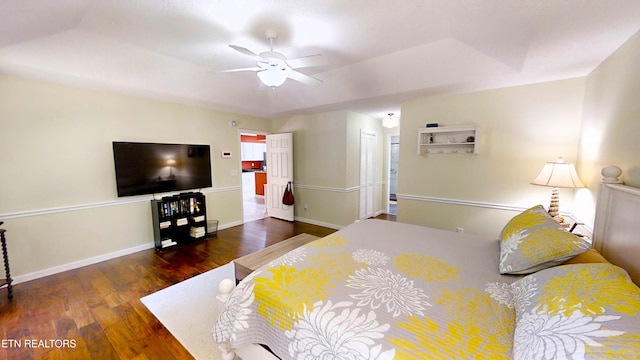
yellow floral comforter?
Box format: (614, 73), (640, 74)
(213, 219), (518, 359)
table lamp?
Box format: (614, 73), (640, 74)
(531, 157), (584, 224)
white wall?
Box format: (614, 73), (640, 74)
(575, 29), (640, 226)
(397, 79), (587, 236)
(273, 110), (385, 227)
(0, 73), (270, 280)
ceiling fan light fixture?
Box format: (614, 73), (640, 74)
(225, 29), (323, 88)
(382, 113), (400, 128)
(257, 67), (289, 88)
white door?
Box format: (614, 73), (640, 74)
(266, 133), (294, 221)
(359, 130), (376, 219)
(389, 139), (399, 200)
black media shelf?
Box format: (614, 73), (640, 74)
(151, 192), (207, 250)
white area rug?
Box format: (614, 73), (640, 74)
(141, 262), (233, 360)
(140, 262), (278, 360)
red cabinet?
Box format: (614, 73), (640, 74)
(255, 171), (267, 195)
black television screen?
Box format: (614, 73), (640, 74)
(112, 141), (212, 197)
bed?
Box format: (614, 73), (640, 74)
(213, 166), (640, 359)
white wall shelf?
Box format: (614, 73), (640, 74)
(417, 125), (479, 155)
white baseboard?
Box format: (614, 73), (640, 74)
(294, 211), (386, 230)
(13, 220), (243, 285)
(219, 220), (243, 230)
(294, 216), (343, 230)
(13, 242), (155, 285)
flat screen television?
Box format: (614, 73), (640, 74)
(112, 141), (212, 197)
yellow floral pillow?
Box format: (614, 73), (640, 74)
(510, 263), (640, 359)
(499, 205), (590, 274)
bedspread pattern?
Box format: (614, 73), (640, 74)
(214, 220), (517, 359)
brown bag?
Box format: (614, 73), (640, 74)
(282, 181), (294, 205)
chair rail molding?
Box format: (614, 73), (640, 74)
(0, 186), (241, 220)
(396, 193), (590, 233)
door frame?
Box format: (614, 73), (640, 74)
(238, 129), (270, 224)
(386, 133), (400, 214)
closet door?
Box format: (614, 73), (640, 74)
(359, 130), (376, 219)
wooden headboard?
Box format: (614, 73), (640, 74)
(593, 168), (640, 285)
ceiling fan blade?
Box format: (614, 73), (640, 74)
(287, 70), (323, 86)
(286, 54), (324, 69)
(219, 67), (262, 73)
(229, 45), (264, 60)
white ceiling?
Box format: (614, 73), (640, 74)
(2, 1), (640, 119)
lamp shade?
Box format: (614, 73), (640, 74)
(531, 158), (584, 188)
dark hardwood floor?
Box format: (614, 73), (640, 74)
(0, 215), (392, 359)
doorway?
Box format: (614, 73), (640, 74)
(240, 131), (268, 223)
(388, 135), (399, 215)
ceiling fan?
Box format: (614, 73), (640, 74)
(221, 30), (323, 88)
